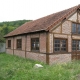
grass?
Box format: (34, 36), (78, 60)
(0, 53), (80, 80)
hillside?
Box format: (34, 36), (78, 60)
(0, 20), (31, 42)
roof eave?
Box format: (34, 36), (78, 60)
(4, 29), (48, 38)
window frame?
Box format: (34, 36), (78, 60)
(16, 39), (22, 50)
(54, 38), (67, 53)
(72, 22), (80, 34)
(31, 38), (39, 52)
(8, 40), (11, 48)
(72, 40), (80, 51)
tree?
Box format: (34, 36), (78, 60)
(0, 20), (32, 42)
(0, 32), (5, 42)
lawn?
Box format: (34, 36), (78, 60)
(0, 53), (80, 80)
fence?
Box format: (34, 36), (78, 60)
(0, 43), (6, 53)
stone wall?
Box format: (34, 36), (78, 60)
(0, 43), (6, 52)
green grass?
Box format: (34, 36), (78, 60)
(0, 53), (80, 80)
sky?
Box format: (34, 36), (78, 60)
(0, 0), (80, 22)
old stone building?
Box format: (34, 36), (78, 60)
(4, 5), (80, 64)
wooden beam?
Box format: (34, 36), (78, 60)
(25, 35), (27, 58)
(46, 32), (49, 64)
(13, 37), (14, 55)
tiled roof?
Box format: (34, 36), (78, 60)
(4, 5), (80, 37)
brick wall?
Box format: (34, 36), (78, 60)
(22, 36), (26, 50)
(49, 18), (72, 64)
(72, 35), (80, 39)
(25, 32), (47, 63)
(40, 33), (46, 53)
(26, 35), (31, 51)
(48, 33), (53, 53)
(6, 49), (13, 55)
(54, 34), (68, 38)
(26, 52), (46, 63)
(62, 21), (71, 34)
(49, 54), (71, 65)
(52, 25), (61, 33)
(26, 32), (47, 53)
(14, 50), (25, 58)
(6, 32), (47, 63)
(14, 37), (16, 49)
(68, 12), (77, 22)
(68, 35), (72, 52)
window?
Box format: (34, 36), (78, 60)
(72, 40), (80, 51)
(54, 39), (67, 52)
(31, 38), (39, 51)
(78, 24), (80, 34)
(72, 23), (80, 34)
(72, 23), (76, 33)
(17, 39), (22, 49)
(8, 40), (11, 48)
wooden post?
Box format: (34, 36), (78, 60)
(13, 37), (14, 55)
(25, 35), (27, 58)
(46, 32), (49, 64)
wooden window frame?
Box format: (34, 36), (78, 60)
(54, 38), (67, 53)
(72, 40), (80, 51)
(8, 40), (11, 48)
(72, 22), (80, 34)
(31, 38), (39, 52)
(16, 39), (22, 50)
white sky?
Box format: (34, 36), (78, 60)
(0, 0), (80, 22)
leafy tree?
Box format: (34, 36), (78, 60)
(0, 20), (32, 42)
(0, 32), (5, 42)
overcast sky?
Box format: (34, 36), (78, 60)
(0, 0), (80, 22)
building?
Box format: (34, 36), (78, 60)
(4, 5), (80, 65)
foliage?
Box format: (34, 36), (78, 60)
(0, 53), (80, 80)
(0, 20), (31, 42)
(0, 32), (5, 42)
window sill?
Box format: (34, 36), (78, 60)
(72, 33), (80, 35)
(72, 50), (80, 52)
(54, 51), (68, 54)
(31, 50), (40, 53)
(16, 48), (22, 50)
(7, 47), (11, 49)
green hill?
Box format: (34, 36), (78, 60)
(0, 20), (32, 42)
